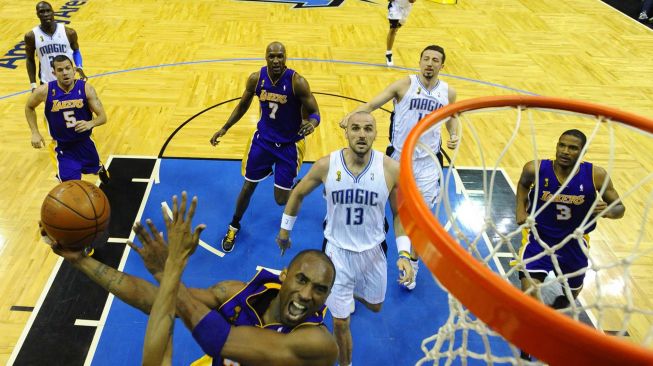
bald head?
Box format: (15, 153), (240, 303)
(36, 1), (52, 10)
(347, 111), (376, 127)
(266, 41), (286, 55)
(265, 42), (288, 78)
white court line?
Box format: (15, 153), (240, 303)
(450, 167), (464, 195)
(161, 201), (225, 257)
(256, 266), (281, 275)
(83, 157), (160, 366)
(75, 319), (100, 327)
(7, 257), (64, 365)
(132, 178), (151, 183)
(107, 237), (128, 244)
(466, 189), (484, 195)
(152, 158), (161, 184)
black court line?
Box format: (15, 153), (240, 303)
(605, 330), (631, 337)
(158, 92), (392, 159)
(11, 157), (157, 366)
(10, 306), (35, 312)
(158, 97), (239, 157)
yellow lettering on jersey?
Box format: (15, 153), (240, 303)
(540, 191), (585, 205)
(259, 90), (287, 104)
(51, 99), (84, 112)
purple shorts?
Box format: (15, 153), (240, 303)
(242, 131), (306, 190)
(521, 231), (589, 290)
(53, 138), (101, 181)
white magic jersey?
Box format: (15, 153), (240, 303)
(324, 149), (390, 252)
(391, 75), (449, 158)
(32, 23), (73, 83)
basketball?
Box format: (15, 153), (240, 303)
(40, 180), (111, 250)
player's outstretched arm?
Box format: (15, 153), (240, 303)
(25, 85), (47, 148)
(142, 254), (181, 366)
(142, 192), (204, 366)
(340, 77), (409, 128)
(445, 86), (460, 149)
(276, 156), (329, 254)
(293, 73), (320, 136)
(50, 231), (238, 315)
(593, 166), (626, 219)
(516, 160), (537, 225)
(385, 156), (414, 283)
(24, 31), (37, 87)
(210, 72), (258, 145)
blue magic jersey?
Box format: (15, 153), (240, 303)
(529, 159), (597, 240)
(44, 80), (93, 143)
(255, 67), (303, 144)
(192, 269), (327, 366)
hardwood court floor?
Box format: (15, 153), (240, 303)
(1, 0), (652, 362)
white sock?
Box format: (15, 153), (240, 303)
(386, 50), (392, 55)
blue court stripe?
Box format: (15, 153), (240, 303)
(1, 57), (539, 101)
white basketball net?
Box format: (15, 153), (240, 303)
(413, 105), (653, 365)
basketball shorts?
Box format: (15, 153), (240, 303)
(520, 230), (590, 290)
(388, 0), (412, 27)
(52, 138), (101, 182)
(390, 147), (440, 208)
(242, 131), (306, 190)
(324, 241), (387, 319)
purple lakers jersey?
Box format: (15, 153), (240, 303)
(210, 269), (327, 366)
(255, 66), (303, 144)
(44, 80), (93, 143)
(529, 159), (597, 240)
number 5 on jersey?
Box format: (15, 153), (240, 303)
(63, 110), (77, 128)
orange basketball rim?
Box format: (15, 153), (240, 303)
(397, 95), (653, 365)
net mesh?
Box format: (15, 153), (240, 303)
(403, 98), (653, 365)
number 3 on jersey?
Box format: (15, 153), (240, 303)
(346, 207), (364, 225)
(556, 204), (571, 220)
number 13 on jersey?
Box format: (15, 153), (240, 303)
(346, 207), (364, 225)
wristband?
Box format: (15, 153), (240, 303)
(30, 82), (37, 90)
(308, 113), (320, 126)
(280, 213), (297, 231)
(398, 250), (411, 260)
(73, 49), (83, 69)
(192, 310), (231, 358)
(396, 235), (411, 254)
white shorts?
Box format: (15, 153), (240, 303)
(324, 241), (387, 319)
(388, 0), (412, 24)
(391, 149), (440, 208)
